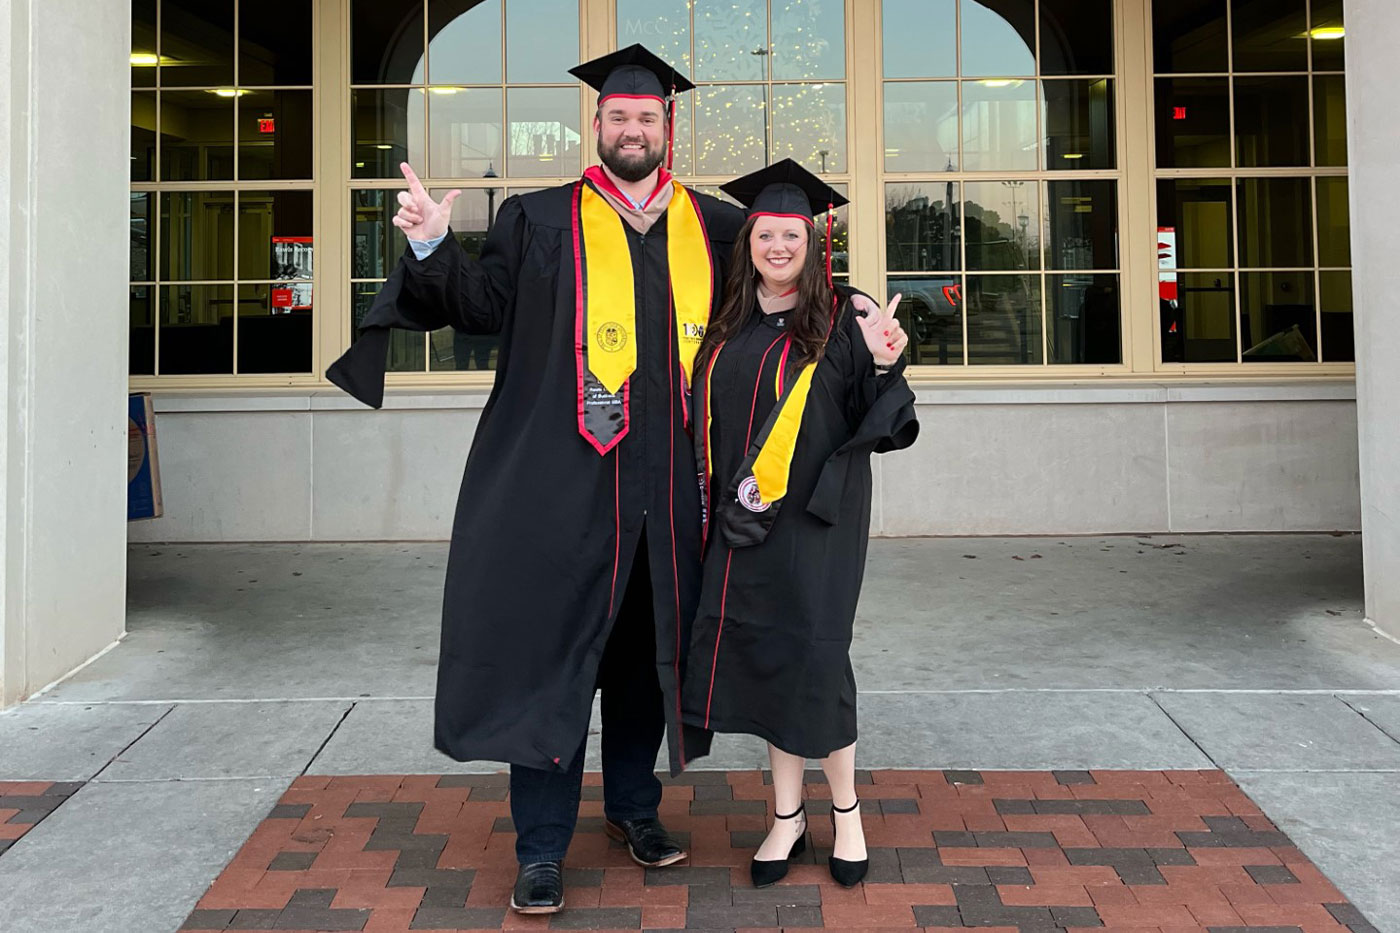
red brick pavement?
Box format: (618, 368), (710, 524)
(0, 781), (83, 853)
(177, 769), (1378, 932)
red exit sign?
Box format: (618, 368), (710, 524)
(258, 117), (276, 134)
(1172, 106), (1188, 121)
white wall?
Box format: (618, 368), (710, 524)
(1348, 1), (1400, 640)
(0, 0), (130, 706)
(128, 384), (1361, 543)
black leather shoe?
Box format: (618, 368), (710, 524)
(827, 799), (869, 887)
(750, 804), (808, 888)
(510, 860), (564, 914)
(603, 816), (688, 867)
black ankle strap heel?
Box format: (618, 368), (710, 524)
(827, 799), (868, 888)
(750, 803), (808, 889)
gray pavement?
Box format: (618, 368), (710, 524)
(0, 535), (1397, 932)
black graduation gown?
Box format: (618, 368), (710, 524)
(680, 288), (920, 759)
(326, 182), (744, 774)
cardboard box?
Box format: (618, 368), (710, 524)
(127, 393), (163, 521)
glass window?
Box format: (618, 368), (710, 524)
(962, 80), (1037, 172)
(160, 0), (234, 87)
(352, 0), (422, 85)
(1153, 78), (1230, 169)
(770, 83), (846, 174)
(1231, 0), (1307, 73)
(884, 83), (958, 173)
(1237, 177), (1313, 268)
(160, 191), (236, 281)
(238, 191), (314, 280)
(1318, 270), (1353, 362)
(961, 0), (1036, 77)
(1233, 77), (1309, 168)
(1152, 0), (1227, 73)
(132, 0), (157, 89)
(695, 0), (767, 82)
(159, 284), (235, 374)
(1159, 272), (1236, 363)
(966, 274), (1043, 364)
(132, 92), (157, 182)
(693, 85), (768, 176)
(1314, 75), (1347, 167)
(239, 0), (313, 86)
(505, 0), (578, 83)
(1310, 0), (1346, 71)
(886, 183), (961, 272)
(352, 89), (426, 179)
(429, 88), (504, 179)
(1048, 273), (1120, 364)
(772, 0), (846, 81)
(965, 181), (1040, 272)
(1315, 177), (1350, 268)
(1046, 181), (1118, 270)
(1156, 178), (1233, 269)
(160, 91), (235, 181)
(1039, 0), (1113, 76)
(428, 0), (502, 85)
(883, 0), (957, 79)
(238, 91), (313, 180)
(131, 286), (156, 375)
(1240, 271), (1316, 362)
(889, 275), (964, 366)
(506, 87), (582, 177)
(1043, 79), (1115, 170)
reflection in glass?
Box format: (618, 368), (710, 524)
(239, 91), (313, 179)
(131, 286), (155, 375)
(1316, 177), (1350, 268)
(161, 191), (235, 281)
(240, 0), (314, 86)
(1153, 78), (1230, 169)
(827, 193), (850, 275)
(883, 82), (958, 173)
(160, 0), (234, 87)
(1234, 77), (1309, 168)
(668, 93), (694, 176)
(159, 284), (235, 374)
(1231, 0), (1307, 73)
(506, 0), (578, 83)
(132, 92), (157, 182)
(886, 183), (960, 272)
(770, 84), (846, 173)
(1314, 75), (1347, 167)
(1319, 270), (1353, 362)
(1240, 271), (1316, 362)
(238, 284), (313, 374)
(352, 190), (409, 280)
(352, 89), (425, 178)
(131, 193), (153, 282)
(1159, 272), (1236, 363)
(429, 0), (502, 85)
(772, 0), (845, 80)
(429, 88), (503, 179)
(1039, 0), (1113, 76)
(1156, 178), (1233, 269)
(1310, 0), (1346, 71)
(429, 188), (499, 371)
(695, 85), (768, 176)
(1237, 178), (1312, 268)
(962, 80), (1037, 172)
(161, 91), (234, 181)
(696, 0), (766, 82)
(507, 88), (582, 176)
(1048, 273), (1119, 363)
(1043, 79), (1115, 170)
(961, 0), (1035, 77)
(1151, 0), (1227, 73)
(965, 180), (1039, 272)
(966, 274), (1042, 365)
(132, 0), (157, 88)
(882, 0), (956, 78)
(618, 0), (692, 74)
(351, 0), (422, 84)
(1046, 181), (1117, 270)
(238, 190), (314, 280)
(889, 275), (963, 365)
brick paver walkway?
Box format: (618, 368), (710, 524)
(0, 781), (83, 855)
(176, 769), (1377, 932)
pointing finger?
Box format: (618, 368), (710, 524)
(400, 162), (426, 199)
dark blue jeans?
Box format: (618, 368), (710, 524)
(509, 545), (665, 863)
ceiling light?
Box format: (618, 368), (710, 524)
(1310, 26), (1345, 40)
(130, 52), (159, 66)
(428, 86), (462, 95)
(1062, 153), (1084, 160)
(375, 144), (393, 150)
(209, 88), (249, 98)
(980, 79), (1023, 88)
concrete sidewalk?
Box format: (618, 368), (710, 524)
(0, 535), (1397, 932)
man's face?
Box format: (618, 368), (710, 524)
(594, 97), (667, 183)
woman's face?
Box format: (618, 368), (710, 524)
(749, 216), (809, 290)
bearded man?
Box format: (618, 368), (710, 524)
(327, 45), (743, 915)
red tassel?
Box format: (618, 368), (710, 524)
(824, 201), (834, 290)
(667, 84), (677, 171)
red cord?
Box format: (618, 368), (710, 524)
(824, 201), (834, 289)
(666, 85), (676, 171)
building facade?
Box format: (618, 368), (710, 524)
(6, 0), (1398, 703)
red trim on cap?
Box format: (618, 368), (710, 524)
(751, 211), (815, 227)
(599, 92), (666, 105)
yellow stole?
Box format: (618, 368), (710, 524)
(573, 179), (713, 455)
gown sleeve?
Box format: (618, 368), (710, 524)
(804, 288), (920, 526)
(326, 196), (527, 409)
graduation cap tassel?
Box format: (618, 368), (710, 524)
(825, 201), (834, 290)
(666, 84), (677, 171)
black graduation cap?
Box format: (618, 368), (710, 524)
(720, 158), (849, 225)
(569, 44), (695, 103)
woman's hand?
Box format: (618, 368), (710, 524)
(853, 293), (908, 367)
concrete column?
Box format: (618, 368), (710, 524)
(1348, 1), (1400, 640)
(1, 0), (129, 706)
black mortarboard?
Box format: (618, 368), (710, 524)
(569, 44), (695, 104)
(719, 158), (849, 225)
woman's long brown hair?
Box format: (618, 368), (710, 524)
(695, 214), (836, 381)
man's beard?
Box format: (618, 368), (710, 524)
(598, 135), (665, 183)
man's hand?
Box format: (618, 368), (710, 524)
(391, 162), (460, 242)
(853, 292), (908, 367)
